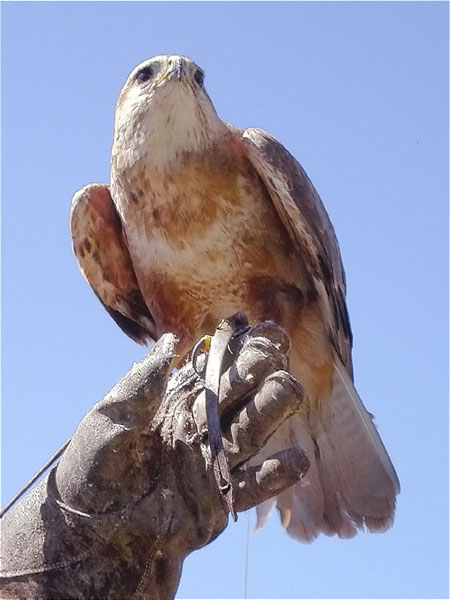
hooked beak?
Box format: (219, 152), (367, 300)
(156, 58), (186, 85)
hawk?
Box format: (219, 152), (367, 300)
(70, 55), (399, 541)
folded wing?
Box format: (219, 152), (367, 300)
(241, 127), (353, 376)
(70, 183), (156, 345)
(241, 128), (400, 540)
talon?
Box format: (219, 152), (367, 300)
(191, 335), (212, 375)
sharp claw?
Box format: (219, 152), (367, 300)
(191, 335), (212, 376)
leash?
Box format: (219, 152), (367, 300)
(0, 438), (71, 518)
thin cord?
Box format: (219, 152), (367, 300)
(244, 509), (251, 599)
(0, 437), (71, 518)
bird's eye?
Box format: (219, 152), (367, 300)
(135, 66), (154, 83)
(194, 69), (205, 87)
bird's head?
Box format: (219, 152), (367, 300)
(112, 55), (226, 169)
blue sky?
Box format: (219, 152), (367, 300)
(1, 2), (448, 598)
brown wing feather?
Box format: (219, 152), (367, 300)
(240, 127), (353, 377)
(70, 183), (156, 345)
(240, 129), (399, 539)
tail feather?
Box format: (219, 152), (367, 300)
(277, 413), (358, 541)
(314, 431), (359, 538)
(253, 354), (399, 540)
(252, 416), (325, 541)
(275, 425), (326, 542)
(254, 498), (276, 532)
(323, 354), (399, 530)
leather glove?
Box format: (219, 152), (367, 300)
(0, 319), (309, 600)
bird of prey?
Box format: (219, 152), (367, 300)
(70, 54), (399, 541)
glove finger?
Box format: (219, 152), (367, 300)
(219, 331), (289, 415)
(226, 371), (304, 470)
(223, 320), (291, 368)
(240, 321), (291, 354)
(233, 448), (310, 512)
(193, 335), (289, 432)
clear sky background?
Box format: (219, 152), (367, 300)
(1, 2), (448, 598)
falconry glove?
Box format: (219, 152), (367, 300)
(0, 320), (309, 600)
